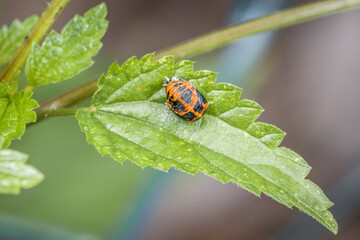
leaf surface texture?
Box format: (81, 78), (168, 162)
(0, 15), (38, 66)
(25, 3), (108, 87)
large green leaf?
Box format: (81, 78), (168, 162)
(0, 137), (43, 194)
(76, 54), (338, 234)
(25, 3), (108, 87)
(0, 82), (38, 148)
(0, 15), (38, 66)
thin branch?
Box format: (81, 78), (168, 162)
(35, 107), (79, 123)
(39, 80), (98, 110)
(156, 0), (360, 60)
(0, 0), (70, 83)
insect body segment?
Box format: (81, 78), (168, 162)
(164, 77), (208, 122)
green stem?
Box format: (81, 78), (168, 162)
(0, 0), (70, 83)
(35, 107), (78, 123)
(35, 0), (360, 121)
(157, 0), (360, 60)
(39, 80), (98, 110)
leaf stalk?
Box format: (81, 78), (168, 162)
(35, 107), (78, 122)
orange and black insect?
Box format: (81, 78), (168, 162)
(164, 77), (208, 122)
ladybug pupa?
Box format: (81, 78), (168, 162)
(164, 77), (208, 122)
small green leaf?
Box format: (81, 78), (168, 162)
(25, 3), (108, 87)
(0, 82), (38, 148)
(0, 15), (38, 66)
(76, 54), (338, 234)
(0, 139), (43, 194)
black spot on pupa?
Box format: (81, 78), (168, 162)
(168, 95), (174, 103)
(193, 100), (204, 113)
(180, 89), (193, 104)
(197, 90), (207, 103)
(181, 112), (196, 120)
(171, 100), (185, 111)
(176, 86), (186, 93)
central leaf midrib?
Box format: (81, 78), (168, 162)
(93, 109), (259, 193)
(94, 107), (325, 213)
(99, 100), (312, 183)
(91, 111), (194, 172)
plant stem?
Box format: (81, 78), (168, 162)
(35, 0), (360, 122)
(157, 0), (360, 60)
(0, 0), (70, 83)
(39, 80), (98, 110)
(35, 107), (78, 122)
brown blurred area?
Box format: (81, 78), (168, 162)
(1, 0), (360, 240)
(0, 0), (230, 59)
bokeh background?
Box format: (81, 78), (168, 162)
(0, 0), (360, 239)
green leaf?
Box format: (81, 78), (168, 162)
(0, 138), (43, 194)
(76, 54), (338, 234)
(0, 15), (38, 66)
(25, 3), (108, 87)
(0, 82), (38, 148)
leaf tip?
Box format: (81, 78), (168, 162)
(86, 2), (108, 19)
